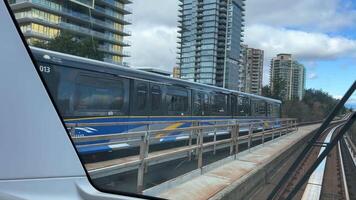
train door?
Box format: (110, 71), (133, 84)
(231, 94), (238, 118)
(131, 80), (149, 117)
(149, 83), (166, 116)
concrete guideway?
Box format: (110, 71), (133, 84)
(340, 136), (356, 200)
(301, 124), (346, 200)
(142, 124), (321, 200)
(344, 135), (356, 167)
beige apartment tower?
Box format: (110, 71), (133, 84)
(270, 54), (306, 101)
(240, 45), (264, 95)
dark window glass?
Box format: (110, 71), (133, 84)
(273, 104), (280, 117)
(211, 93), (228, 115)
(193, 92), (203, 116)
(238, 95), (250, 116)
(136, 83), (148, 110)
(167, 87), (188, 113)
(192, 92), (209, 116)
(251, 99), (266, 116)
(74, 75), (124, 114)
(151, 85), (162, 111)
(267, 103), (273, 117)
(258, 102), (266, 115)
(231, 95), (238, 116)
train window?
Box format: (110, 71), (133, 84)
(238, 95), (250, 116)
(167, 86), (188, 114)
(273, 104), (280, 117)
(267, 103), (273, 117)
(136, 83), (148, 110)
(211, 93), (228, 115)
(193, 91), (208, 116)
(231, 95), (238, 116)
(74, 75), (124, 115)
(251, 99), (266, 116)
(151, 85), (162, 111)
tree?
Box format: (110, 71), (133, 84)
(271, 78), (286, 101)
(32, 31), (104, 61)
(281, 89), (348, 122)
(262, 85), (272, 98)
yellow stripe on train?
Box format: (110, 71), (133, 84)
(155, 122), (184, 139)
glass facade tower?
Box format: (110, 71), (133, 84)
(8, 0), (131, 65)
(177, 0), (245, 90)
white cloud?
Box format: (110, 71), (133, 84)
(125, 0), (356, 86)
(244, 24), (356, 84)
(245, 0), (356, 32)
(308, 73), (318, 80)
(245, 25), (356, 62)
(127, 26), (177, 71)
(124, 0), (179, 71)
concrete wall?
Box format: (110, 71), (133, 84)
(214, 129), (317, 200)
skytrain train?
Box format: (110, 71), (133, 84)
(30, 47), (282, 155)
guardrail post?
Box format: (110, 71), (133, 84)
(272, 126), (275, 140)
(70, 124), (77, 137)
(262, 121), (265, 145)
(230, 122), (234, 155)
(193, 121), (199, 157)
(295, 119), (298, 131)
(197, 128), (203, 173)
(144, 124), (151, 173)
(137, 131), (149, 194)
(248, 124), (253, 150)
(213, 121), (217, 155)
(188, 130), (193, 161)
(235, 124), (240, 159)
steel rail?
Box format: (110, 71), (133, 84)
(267, 80), (356, 200)
(285, 112), (355, 200)
(338, 141), (350, 200)
(300, 124), (343, 200)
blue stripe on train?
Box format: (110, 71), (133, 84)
(68, 116), (274, 154)
(77, 145), (111, 154)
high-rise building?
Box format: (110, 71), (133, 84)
(177, 0), (246, 90)
(270, 54), (306, 101)
(8, 0), (131, 65)
(173, 66), (181, 78)
(240, 45), (264, 95)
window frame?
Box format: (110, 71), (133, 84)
(73, 72), (129, 117)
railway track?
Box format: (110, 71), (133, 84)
(319, 134), (348, 200)
(340, 137), (356, 200)
(272, 122), (351, 200)
(269, 117), (356, 200)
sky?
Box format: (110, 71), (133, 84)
(125, 0), (356, 108)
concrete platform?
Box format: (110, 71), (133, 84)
(146, 124), (321, 200)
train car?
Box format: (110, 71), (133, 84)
(30, 47), (281, 155)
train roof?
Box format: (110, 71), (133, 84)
(30, 46), (282, 104)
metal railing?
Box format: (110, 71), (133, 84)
(66, 118), (298, 193)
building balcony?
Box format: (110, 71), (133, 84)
(11, 0), (131, 35)
(18, 15), (130, 46)
(95, 0), (132, 14)
(22, 29), (52, 40)
(58, 22), (131, 46)
(93, 6), (132, 25)
(15, 0), (131, 25)
(98, 45), (130, 57)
